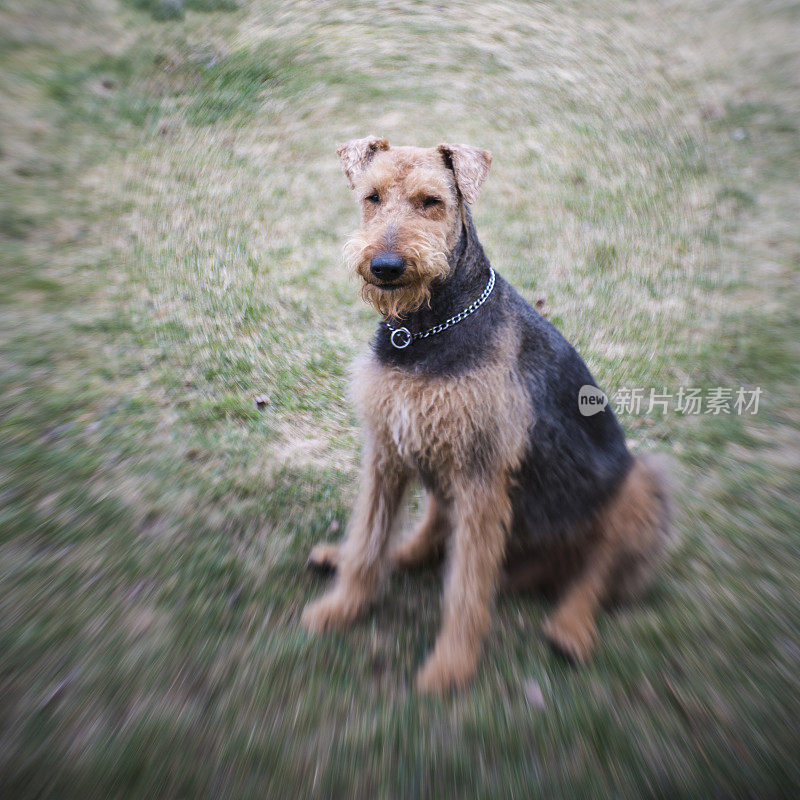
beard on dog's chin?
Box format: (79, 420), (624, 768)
(359, 279), (436, 320)
(345, 233), (450, 320)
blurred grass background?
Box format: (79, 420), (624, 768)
(1, 0), (798, 797)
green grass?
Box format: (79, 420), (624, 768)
(1, 0), (799, 797)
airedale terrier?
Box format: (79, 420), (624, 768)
(302, 136), (672, 693)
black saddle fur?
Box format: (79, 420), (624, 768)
(372, 208), (633, 544)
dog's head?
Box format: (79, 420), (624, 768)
(336, 136), (491, 319)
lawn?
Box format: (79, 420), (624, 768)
(1, 1), (798, 797)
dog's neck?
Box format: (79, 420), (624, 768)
(372, 204), (500, 374)
(396, 205), (492, 332)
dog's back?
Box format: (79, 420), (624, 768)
(502, 281), (634, 544)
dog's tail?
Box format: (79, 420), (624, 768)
(638, 451), (675, 542)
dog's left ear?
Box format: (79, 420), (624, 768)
(336, 136), (390, 189)
(437, 143), (492, 205)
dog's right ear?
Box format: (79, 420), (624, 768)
(336, 136), (390, 188)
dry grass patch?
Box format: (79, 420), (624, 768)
(1, 0), (798, 797)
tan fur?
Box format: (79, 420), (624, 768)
(437, 143), (492, 205)
(344, 229), (449, 320)
(391, 493), (449, 569)
(350, 327), (530, 480)
(302, 439), (410, 632)
(307, 541), (341, 571)
(337, 139), (489, 320)
(416, 472), (511, 691)
(542, 455), (673, 662)
(307, 493), (449, 572)
(336, 135), (389, 189)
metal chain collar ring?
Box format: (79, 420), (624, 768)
(384, 268), (495, 349)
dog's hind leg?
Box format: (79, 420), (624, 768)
(541, 538), (616, 664)
(308, 491), (449, 574)
(543, 454), (673, 663)
(307, 541), (341, 572)
(391, 492), (449, 569)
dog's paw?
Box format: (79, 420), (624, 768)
(307, 542), (340, 573)
(301, 594), (356, 633)
(415, 649), (477, 694)
(542, 614), (597, 664)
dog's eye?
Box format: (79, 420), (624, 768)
(422, 196), (441, 208)
(366, 193), (380, 204)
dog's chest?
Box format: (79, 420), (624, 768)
(350, 353), (531, 474)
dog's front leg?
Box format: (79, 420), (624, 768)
(416, 476), (510, 693)
(302, 440), (409, 632)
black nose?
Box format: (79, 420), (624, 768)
(370, 254), (405, 281)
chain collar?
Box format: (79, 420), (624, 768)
(384, 268), (495, 349)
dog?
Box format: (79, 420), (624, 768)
(301, 136), (672, 693)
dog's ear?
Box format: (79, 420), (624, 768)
(336, 136), (390, 188)
(437, 143), (492, 205)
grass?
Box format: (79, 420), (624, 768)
(1, 0), (799, 797)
